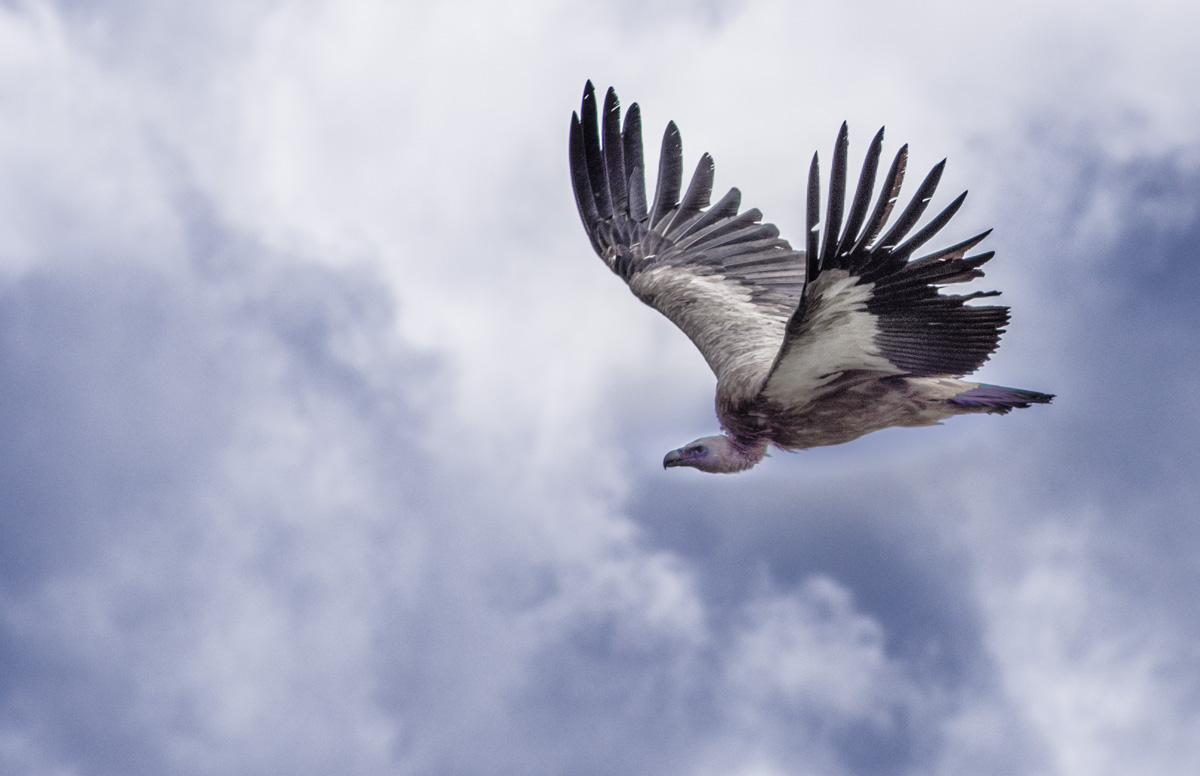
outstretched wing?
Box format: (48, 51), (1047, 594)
(569, 82), (804, 402)
(762, 124), (1010, 409)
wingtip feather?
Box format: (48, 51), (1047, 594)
(819, 123), (849, 268)
(806, 152), (821, 281)
(836, 126), (886, 257)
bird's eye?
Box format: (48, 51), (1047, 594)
(693, 445), (707, 456)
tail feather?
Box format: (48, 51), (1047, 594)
(948, 383), (1054, 414)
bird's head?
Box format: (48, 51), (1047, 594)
(663, 435), (767, 474)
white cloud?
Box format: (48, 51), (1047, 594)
(724, 578), (902, 723)
(712, 578), (919, 775)
(954, 495), (1200, 776)
(0, 0), (1199, 774)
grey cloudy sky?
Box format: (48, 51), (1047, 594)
(1, 1), (1198, 774)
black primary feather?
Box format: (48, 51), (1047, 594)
(819, 122), (849, 271)
(622, 105), (648, 221)
(602, 87), (627, 213)
(579, 82), (611, 220)
(806, 153), (820, 283)
(649, 122), (683, 229)
(836, 127), (885, 258)
(851, 144), (907, 256)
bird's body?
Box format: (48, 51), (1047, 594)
(568, 82), (1052, 473)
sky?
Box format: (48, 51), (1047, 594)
(1, 1), (1198, 774)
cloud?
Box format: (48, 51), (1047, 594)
(0, 0), (1198, 774)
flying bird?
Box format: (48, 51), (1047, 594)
(568, 82), (1052, 473)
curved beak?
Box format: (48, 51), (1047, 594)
(663, 449), (684, 468)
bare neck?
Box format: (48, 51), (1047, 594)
(720, 436), (769, 472)
(698, 435), (768, 473)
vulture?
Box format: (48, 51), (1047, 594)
(568, 82), (1053, 474)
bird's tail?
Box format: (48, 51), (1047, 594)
(948, 383), (1054, 414)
